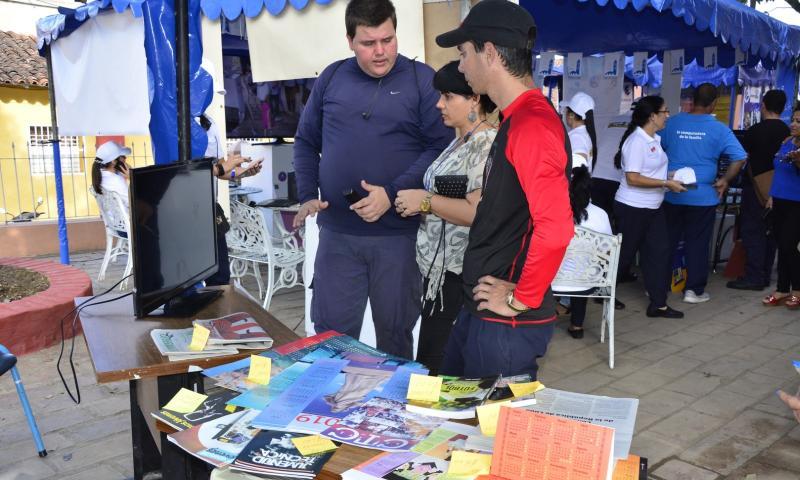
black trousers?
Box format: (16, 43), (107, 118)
(614, 201), (671, 308)
(664, 202), (716, 295)
(591, 178), (621, 232)
(205, 231), (231, 286)
(417, 271), (464, 376)
(739, 183), (776, 286)
(772, 197), (800, 293)
(553, 288), (594, 328)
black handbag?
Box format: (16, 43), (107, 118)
(215, 202), (230, 235)
(434, 175), (468, 199)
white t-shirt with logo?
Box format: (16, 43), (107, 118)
(615, 127), (668, 209)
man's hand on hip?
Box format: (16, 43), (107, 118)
(473, 275), (520, 317)
(351, 180), (391, 223)
(713, 178), (730, 199)
(293, 199), (329, 229)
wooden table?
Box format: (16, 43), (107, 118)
(79, 286), (298, 480)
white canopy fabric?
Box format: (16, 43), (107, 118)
(51, 10), (150, 136)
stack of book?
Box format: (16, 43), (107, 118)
(150, 312), (273, 361)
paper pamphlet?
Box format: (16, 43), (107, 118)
(250, 358), (346, 429)
(162, 388), (208, 414)
(672, 167), (697, 186)
(526, 388), (638, 459)
(491, 408), (615, 480)
(407, 374), (443, 402)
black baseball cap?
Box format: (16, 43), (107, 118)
(436, 0), (537, 50)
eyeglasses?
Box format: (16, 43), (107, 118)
(657, 109), (670, 114)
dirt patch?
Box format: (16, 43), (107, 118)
(0, 264), (50, 303)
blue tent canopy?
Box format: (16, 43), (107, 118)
(520, 0), (800, 67)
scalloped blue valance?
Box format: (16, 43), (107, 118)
(522, 0), (800, 66)
(37, 0), (338, 48)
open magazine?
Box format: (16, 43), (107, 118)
(524, 388), (638, 460)
(321, 397), (445, 452)
(194, 312), (273, 346)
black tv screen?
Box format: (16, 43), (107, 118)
(130, 159), (218, 317)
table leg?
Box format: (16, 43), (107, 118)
(157, 372), (210, 480)
(129, 380), (162, 480)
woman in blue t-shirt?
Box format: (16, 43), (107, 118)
(763, 106), (800, 310)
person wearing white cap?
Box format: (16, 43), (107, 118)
(91, 141), (132, 209)
(562, 92), (597, 173)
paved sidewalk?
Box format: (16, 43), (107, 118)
(0, 252), (797, 479)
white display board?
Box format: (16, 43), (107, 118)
(51, 10), (150, 135)
(247, 0), (425, 82)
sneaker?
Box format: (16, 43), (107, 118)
(683, 290), (710, 304)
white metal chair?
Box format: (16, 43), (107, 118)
(226, 200), (304, 310)
(552, 225), (622, 369)
(89, 188), (132, 290)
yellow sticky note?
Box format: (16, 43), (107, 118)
(225, 404), (237, 413)
(291, 435), (338, 456)
(248, 355), (271, 385)
(508, 381), (545, 397)
(162, 388), (207, 414)
(188, 324), (211, 351)
(447, 450), (492, 478)
(406, 374), (443, 403)
(476, 401), (510, 436)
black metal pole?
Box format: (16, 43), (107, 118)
(175, 0), (191, 163)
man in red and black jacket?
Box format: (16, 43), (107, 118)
(435, 0), (574, 380)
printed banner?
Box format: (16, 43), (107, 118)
(603, 51), (623, 78)
(566, 52), (583, 78)
(704, 46), (718, 68)
(632, 51), (649, 77)
(668, 49), (685, 74)
(537, 52), (556, 77)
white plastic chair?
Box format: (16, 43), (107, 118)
(226, 200), (304, 310)
(89, 188), (132, 290)
(552, 225), (622, 369)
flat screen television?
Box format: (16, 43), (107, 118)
(129, 159), (219, 317)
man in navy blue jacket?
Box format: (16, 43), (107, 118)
(292, 0), (453, 358)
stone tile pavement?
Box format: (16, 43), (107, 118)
(0, 251), (798, 479)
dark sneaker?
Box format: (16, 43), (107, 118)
(646, 304), (684, 318)
(726, 279), (765, 291)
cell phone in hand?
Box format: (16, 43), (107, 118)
(343, 188), (364, 205)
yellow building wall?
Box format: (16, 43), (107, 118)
(0, 85), (153, 222)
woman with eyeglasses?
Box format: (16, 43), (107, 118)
(614, 96), (687, 318)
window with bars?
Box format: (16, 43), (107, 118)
(27, 126), (82, 175)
